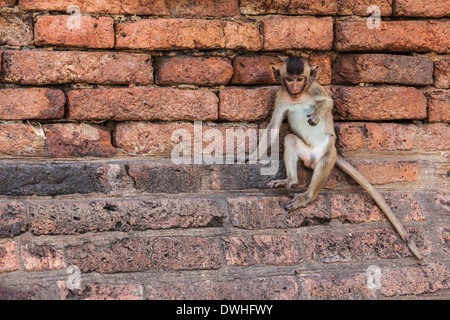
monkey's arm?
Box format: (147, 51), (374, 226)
(250, 105), (287, 160)
(307, 86), (333, 126)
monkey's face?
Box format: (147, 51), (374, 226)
(283, 74), (307, 98)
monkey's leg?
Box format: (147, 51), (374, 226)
(285, 146), (337, 210)
(268, 134), (311, 189)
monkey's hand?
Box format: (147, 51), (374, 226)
(307, 113), (319, 126)
(268, 178), (298, 190)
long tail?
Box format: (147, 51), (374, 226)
(335, 156), (424, 260)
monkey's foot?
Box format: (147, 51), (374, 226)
(285, 192), (313, 211)
(267, 178), (298, 190)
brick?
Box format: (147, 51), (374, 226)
(428, 94), (450, 122)
(20, 245), (65, 272)
(227, 195), (329, 229)
(20, 0), (239, 17)
(0, 89), (65, 120)
(44, 124), (116, 158)
(219, 88), (277, 121)
(329, 193), (424, 224)
(156, 56), (232, 86)
(0, 123), (43, 156)
(331, 86), (427, 120)
(114, 122), (256, 156)
(417, 123), (450, 152)
(240, 0), (337, 15)
(0, 286), (35, 300)
(29, 198), (221, 235)
(309, 53), (332, 85)
(127, 162), (201, 194)
(35, 15), (114, 49)
(1, 50), (153, 85)
(146, 276), (298, 300)
(439, 227), (450, 253)
(300, 273), (375, 300)
(393, 0), (450, 18)
(0, 162), (123, 196)
(0, 201), (28, 238)
(66, 237), (221, 273)
(381, 263), (450, 297)
(0, 242), (18, 272)
(337, 0), (393, 16)
(222, 235), (301, 266)
(332, 54), (433, 86)
(0, 1), (16, 7)
(262, 17), (334, 51)
(0, 11), (33, 46)
(57, 282), (143, 300)
(302, 228), (426, 263)
(335, 122), (416, 151)
(334, 21), (450, 53)
(347, 160), (418, 185)
(116, 19), (261, 51)
(434, 59), (450, 89)
(232, 56), (283, 85)
(67, 88), (218, 121)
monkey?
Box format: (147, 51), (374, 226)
(252, 56), (424, 260)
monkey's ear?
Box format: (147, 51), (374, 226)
(272, 67), (281, 84)
(310, 66), (319, 83)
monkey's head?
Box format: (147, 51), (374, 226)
(273, 56), (318, 99)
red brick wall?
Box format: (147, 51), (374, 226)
(0, 0), (449, 300)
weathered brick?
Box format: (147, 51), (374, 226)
(428, 94), (450, 122)
(0, 11), (33, 46)
(0, 201), (28, 238)
(2, 50), (153, 85)
(332, 54), (433, 86)
(262, 17), (334, 51)
(116, 19), (261, 51)
(434, 59), (449, 89)
(57, 282), (143, 300)
(127, 162), (201, 194)
(0, 1), (16, 7)
(227, 195), (329, 229)
(331, 86), (427, 120)
(20, 0), (239, 17)
(232, 56), (283, 85)
(334, 21), (450, 53)
(302, 228), (426, 263)
(35, 15), (114, 49)
(20, 245), (66, 272)
(219, 88), (277, 121)
(417, 123), (450, 152)
(347, 160), (418, 185)
(222, 235), (301, 266)
(66, 237), (221, 273)
(240, 0), (337, 15)
(335, 122), (417, 151)
(29, 198), (221, 235)
(156, 56), (232, 86)
(0, 123), (43, 156)
(0, 286), (35, 300)
(44, 124), (116, 158)
(0, 89), (65, 120)
(114, 122), (256, 156)
(67, 88), (218, 121)
(329, 193), (424, 224)
(381, 263), (450, 297)
(0, 162), (123, 196)
(439, 227), (450, 253)
(0, 242), (18, 272)
(300, 273), (376, 300)
(337, 0), (393, 16)
(393, 0), (450, 18)
(146, 276), (299, 300)
(309, 53), (332, 85)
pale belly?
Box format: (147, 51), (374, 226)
(287, 105), (328, 148)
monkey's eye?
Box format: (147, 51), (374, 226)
(285, 78), (293, 82)
(296, 77), (305, 82)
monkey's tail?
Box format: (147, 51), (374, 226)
(335, 156), (424, 261)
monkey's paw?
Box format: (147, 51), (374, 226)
(285, 193), (312, 211)
(267, 178), (298, 190)
(307, 113), (319, 126)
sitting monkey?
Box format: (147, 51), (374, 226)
(253, 56), (423, 260)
